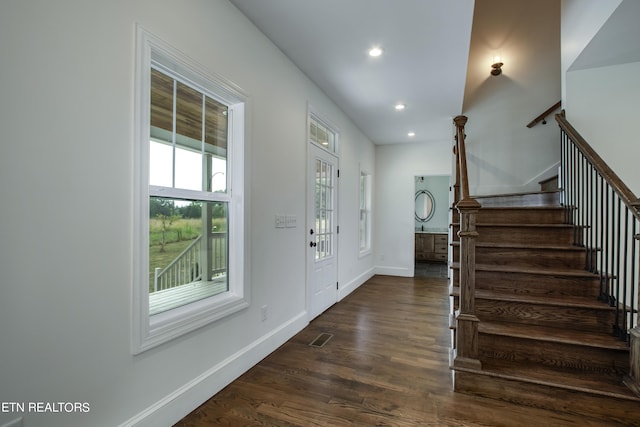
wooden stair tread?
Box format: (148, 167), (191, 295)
(477, 205), (564, 211)
(450, 241), (586, 251)
(450, 262), (597, 278)
(473, 190), (560, 198)
(478, 321), (630, 351)
(476, 359), (640, 401)
(471, 223), (575, 228)
(451, 286), (612, 310)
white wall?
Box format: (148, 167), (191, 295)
(562, 0), (640, 196)
(374, 141), (452, 277)
(0, 1), (374, 426)
(560, 0), (622, 104)
(565, 63), (640, 196)
(338, 125), (376, 297)
(462, 0), (561, 196)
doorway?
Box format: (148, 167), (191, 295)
(306, 142), (339, 320)
(414, 175), (450, 278)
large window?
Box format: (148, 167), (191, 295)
(133, 28), (247, 353)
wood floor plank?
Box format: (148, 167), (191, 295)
(175, 275), (633, 426)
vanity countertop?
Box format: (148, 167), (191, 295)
(415, 229), (448, 234)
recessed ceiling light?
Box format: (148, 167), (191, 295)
(368, 46), (383, 57)
(408, 132), (416, 137)
(395, 103), (406, 111)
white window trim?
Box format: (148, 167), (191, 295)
(132, 26), (249, 354)
(359, 166), (372, 257)
(307, 104), (340, 155)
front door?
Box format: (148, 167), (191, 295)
(306, 142), (338, 320)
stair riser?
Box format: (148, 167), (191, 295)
(451, 269), (601, 298)
(474, 299), (617, 334)
(452, 247), (587, 270)
(452, 225), (575, 245)
(540, 177), (558, 192)
(474, 192), (561, 207)
(452, 208), (566, 225)
(479, 334), (629, 374)
(453, 371), (639, 425)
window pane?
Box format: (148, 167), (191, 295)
(208, 155), (227, 193)
(205, 97), (227, 150)
(148, 197), (228, 315)
(205, 97), (228, 193)
(309, 116), (336, 153)
(150, 68), (174, 140)
(174, 145), (202, 191)
(310, 119), (317, 143)
(149, 140), (173, 187)
(176, 82), (203, 142)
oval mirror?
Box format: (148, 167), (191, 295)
(415, 190), (435, 222)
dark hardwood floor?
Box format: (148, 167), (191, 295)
(176, 275), (631, 426)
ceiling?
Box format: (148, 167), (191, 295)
(229, 0), (475, 145)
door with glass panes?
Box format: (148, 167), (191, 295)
(306, 142), (338, 320)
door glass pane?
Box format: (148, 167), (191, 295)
(314, 157), (334, 261)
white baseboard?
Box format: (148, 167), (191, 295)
(524, 161), (560, 188)
(374, 265), (413, 277)
(339, 267), (374, 301)
(119, 311), (308, 427)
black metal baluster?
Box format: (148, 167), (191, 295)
(586, 166), (595, 271)
(598, 176), (605, 297)
(613, 198), (622, 336)
(621, 208), (630, 341)
(603, 185), (610, 301)
(571, 146), (578, 244)
(560, 131), (566, 217)
(632, 224), (638, 336)
(581, 154), (586, 246)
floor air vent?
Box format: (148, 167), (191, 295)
(309, 333), (333, 348)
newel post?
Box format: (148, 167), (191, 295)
(452, 115), (482, 370)
(624, 232), (640, 397)
(624, 327), (640, 397)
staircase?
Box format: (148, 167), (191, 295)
(450, 189), (640, 424)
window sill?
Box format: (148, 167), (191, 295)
(149, 278), (227, 316)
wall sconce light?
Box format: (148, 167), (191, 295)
(491, 55), (503, 76)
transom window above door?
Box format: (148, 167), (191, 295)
(309, 115), (337, 153)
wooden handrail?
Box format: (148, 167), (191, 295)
(555, 112), (640, 218)
(452, 115), (481, 370)
(527, 101), (561, 128)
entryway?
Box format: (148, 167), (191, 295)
(414, 174), (450, 279)
(306, 141), (338, 320)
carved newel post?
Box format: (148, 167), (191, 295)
(452, 115), (482, 370)
(624, 231), (640, 396)
(624, 327), (640, 397)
